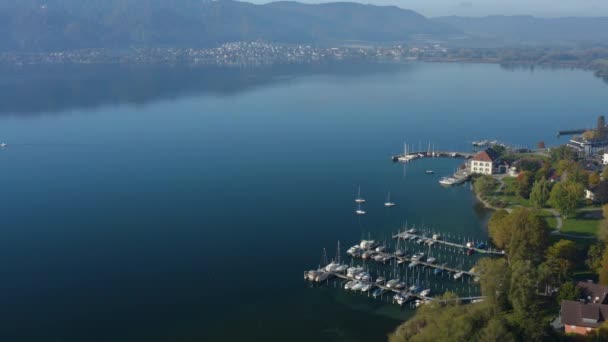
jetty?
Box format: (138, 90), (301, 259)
(392, 230), (505, 256)
(304, 264), (485, 305)
(557, 128), (587, 137)
(391, 151), (475, 163)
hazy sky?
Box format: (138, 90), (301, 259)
(256, 0), (608, 17)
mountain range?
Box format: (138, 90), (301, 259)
(1, 0), (607, 52)
(434, 16), (608, 46)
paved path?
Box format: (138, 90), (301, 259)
(474, 176), (596, 240)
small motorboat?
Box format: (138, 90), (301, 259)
(344, 280), (355, 290)
(0, 142), (7, 148)
(335, 265), (348, 273)
(394, 282), (406, 290)
(360, 283), (374, 292)
(394, 293), (407, 305)
(425, 170), (434, 174)
(420, 289), (431, 297)
(386, 279), (399, 288)
(372, 288), (386, 298)
(351, 282), (364, 291)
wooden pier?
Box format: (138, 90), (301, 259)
(392, 231), (506, 256)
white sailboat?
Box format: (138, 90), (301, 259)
(384, 192), (396, 207)
(355, 204), (366, 216)
(355, 185), (366, 204)
(0, 142), (7, 148)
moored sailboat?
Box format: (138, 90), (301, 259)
(384, 192), (396, 207)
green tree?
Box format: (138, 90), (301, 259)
(509, 260), (538, 317)
(600, 249), (608, 286)
(583, 130), (600, 141)
(474, 175), (496, 198)
(546, 239), (577, 262)
(556, 160), (588, 186)
(557, 282), (581, 304)
(529, 178), (550, 208)
(491, 144), (507, 157)
(476, 258), (510, 310)
(589, 321), (608, 341)
(535, 162), (551, 181)
(538, 258), (571, 292)
(518, 158), (543, 173)
(550, 145), (576, 163)
(549, 181), (584, 218)
(505, 208), (549, 265)
(388, 293), (494, 342)
(488, 209), (510, 250)
(590, 172), (601, 186)
(587, 242), (607, 271)
(488, 208), (549, 265)
(478, 317), (515, 342)
(595, 181), (608, 204)
(517, 171), (535, 199)
(602, 166), (608, 180)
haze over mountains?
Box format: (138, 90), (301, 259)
(435, 16), (608, 46)
(1, 0), (607, 52)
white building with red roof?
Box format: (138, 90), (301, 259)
(470, 148), (502, 175)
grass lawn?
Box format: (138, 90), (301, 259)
(494, 177), (531, 207)
(561, 213), (601, 236)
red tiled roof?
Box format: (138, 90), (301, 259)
(561, 301), (608, 328)
(472, 149), (500, 162)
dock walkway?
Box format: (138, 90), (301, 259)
(329, 271), (484, 304)
(391, 151), (475, 162)
(392, 231), (506, 256)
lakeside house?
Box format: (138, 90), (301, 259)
(470, 148), (506, 175)
(560, 281), (608, 335)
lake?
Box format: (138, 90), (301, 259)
(0, 62), (606, 342)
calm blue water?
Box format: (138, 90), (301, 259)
(0, 62), (606, 342)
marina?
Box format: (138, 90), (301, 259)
(304, 265), (485, 305)
(391, 150), (474, 163)
(390, 144), (474, 186)
(305, 233), (491, 308)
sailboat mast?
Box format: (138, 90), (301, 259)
(336, 241), (341, 264)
